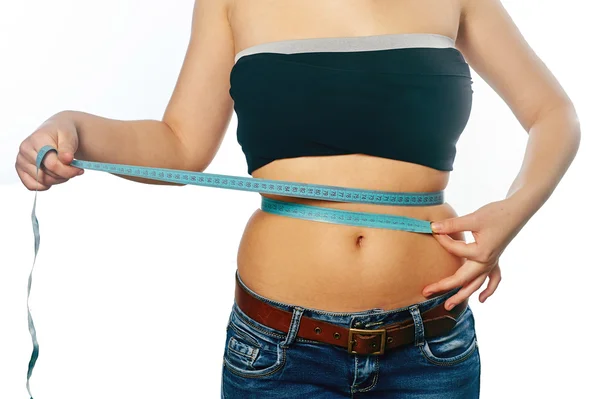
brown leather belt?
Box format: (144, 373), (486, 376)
(235, 278), (468, 356)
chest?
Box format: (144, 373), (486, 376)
(229, 0), (463, 53)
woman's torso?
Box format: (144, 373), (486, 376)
(230, 0), (468, 312)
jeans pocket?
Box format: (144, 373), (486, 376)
(419, 304), (479, 366)
(222, 303), (287, 378)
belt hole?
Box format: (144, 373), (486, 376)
(371, 343), (377, 348)
(314, 327), (321, 334)
(387, 337), (393, 343)
(333, 332), (341, 339)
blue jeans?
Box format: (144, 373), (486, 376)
(221, 273), (481, 398)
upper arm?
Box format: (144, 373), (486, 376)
(162, 0), (235, 171)
(456, 0), (574, 132)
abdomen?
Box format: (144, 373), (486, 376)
(236, 153), (467, 312)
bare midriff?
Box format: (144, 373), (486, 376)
(237, 154), (466, 312)
(230, 0), (466, 312)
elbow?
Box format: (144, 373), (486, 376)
(535, 99), (581, 142)
(161, 120), (216, 174)
(558, 102), (581, 165)
(554, 101), (581, 162)
(182, 152), (212, 173)
(562, 101), (581, 159)
(528, 100), (581, 165)
(161, 121), (205, 173)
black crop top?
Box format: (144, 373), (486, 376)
(229, 33), (473, 175)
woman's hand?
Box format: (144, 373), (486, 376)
(423, 198), (525, 311)
(15, 113), (84, 191)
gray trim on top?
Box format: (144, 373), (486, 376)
(234, 32), (455, 63)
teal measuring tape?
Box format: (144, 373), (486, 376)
(26, 144), (442, 397)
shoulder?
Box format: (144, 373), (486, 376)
(456, 0), (573, 130)
(191, 0), (234, 24)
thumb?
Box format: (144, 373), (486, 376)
(57, 150), (73, 165)
(430, 213), (475, 234)
(56, 126), (79, 165)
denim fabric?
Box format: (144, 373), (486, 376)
(221, 273), (480, 398)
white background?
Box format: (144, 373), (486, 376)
(1, 0), (598, 398)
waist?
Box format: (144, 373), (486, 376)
(237, 200), (466, 312)
(239, 155), (463, 311)
(251, 153), (450, 193)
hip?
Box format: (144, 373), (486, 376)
(236, 197), (467, 312)
(221, 271), (480, 398)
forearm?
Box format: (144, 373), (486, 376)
(504, 103), (581, 229)
(50, 110), (189, 186)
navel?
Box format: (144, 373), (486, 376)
(356, 235), (365, 248)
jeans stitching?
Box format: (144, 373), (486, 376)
(356, 356), (379, 393)
(223, 349), (287, 379)
(409, 305), (425, 347)
(232, 305), (288, 340)
(419, 338), (478, 366)
(351, 356), (359, 391)
(227, 320), (262, 347)
(418, 305), (477, 366)
(282, 307), (304, 348)
(454, 304), (470, 321)
(227, 337), (259, 364)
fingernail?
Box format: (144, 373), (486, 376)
(78, 170), (84, 175)
(447, 303), (455, 310)
(431, 223), (442, 232)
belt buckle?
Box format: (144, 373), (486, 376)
(348, 328), (387, 355)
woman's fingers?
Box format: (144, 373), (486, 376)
(423, 260), (480, 296)
(479, 263), (502, 303)
(422, 273), (463, 297)
(16, 168), (50, 191)
(18, 158), (69, 187)
(23, 143), (81, 179)
(39, 147), (82, 179)
(432, 233), (480, 259)
(430, 212), (479, 234)
(445, 272), (488, 310)
(423, 260), (502, 309)
(18, 133), (83, 182)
